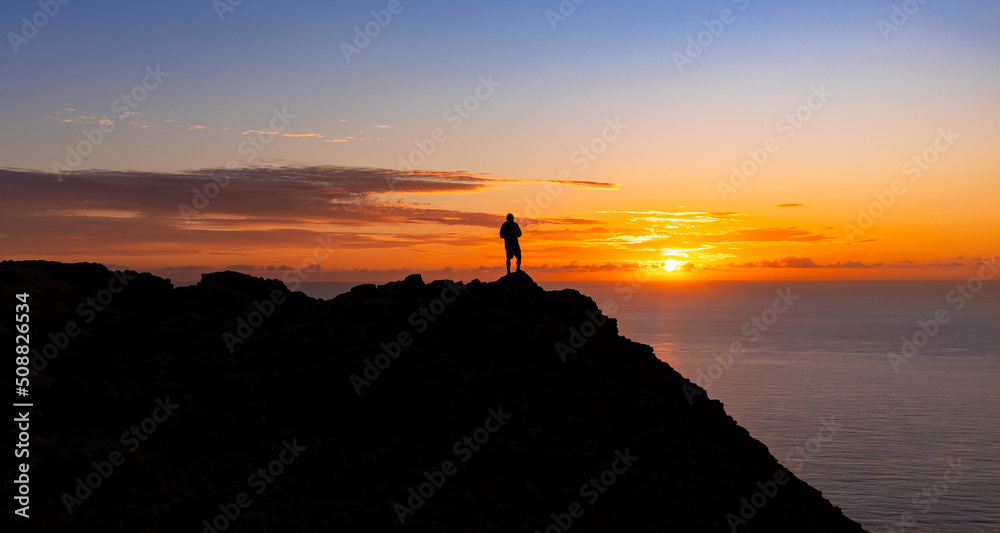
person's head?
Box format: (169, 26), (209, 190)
(506, 213), (514, 222)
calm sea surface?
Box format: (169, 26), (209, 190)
(303, 280), (1000, 532)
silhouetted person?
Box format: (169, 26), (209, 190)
(500, 213), (522, 274)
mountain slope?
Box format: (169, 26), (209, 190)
(0, 261), (867, 532)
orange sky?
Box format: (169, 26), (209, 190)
(0, 160), (995, 284)
(1, 3), (998, 284)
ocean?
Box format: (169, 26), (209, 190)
(300, 279), (1000, 532)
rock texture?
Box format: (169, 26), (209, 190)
(0, 260), (868, 532)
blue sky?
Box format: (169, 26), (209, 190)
(3, 0), (997, 175)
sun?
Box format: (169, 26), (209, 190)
(662, 259), (683, 272)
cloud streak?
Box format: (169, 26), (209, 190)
(731, 257), (885, 268)
(0, 165), (613, 260)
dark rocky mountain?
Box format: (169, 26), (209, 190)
(1, 260), (867, 532)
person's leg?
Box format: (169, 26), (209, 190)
(515, 249), (522, 272)
(506, 249), (512, 274)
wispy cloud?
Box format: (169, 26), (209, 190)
(0, 165), (612, 260)
(702, 228), (833, 243)
(731, 256), (885, 268)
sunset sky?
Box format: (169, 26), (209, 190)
(1, 0), (998, 282)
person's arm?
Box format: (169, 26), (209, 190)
(499, 225), (506, 239)
(515, 224), (522, 238)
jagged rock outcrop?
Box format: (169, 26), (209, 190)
(0, 261), (868, 532)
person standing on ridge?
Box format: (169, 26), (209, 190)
(499, 213), (522, 275)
